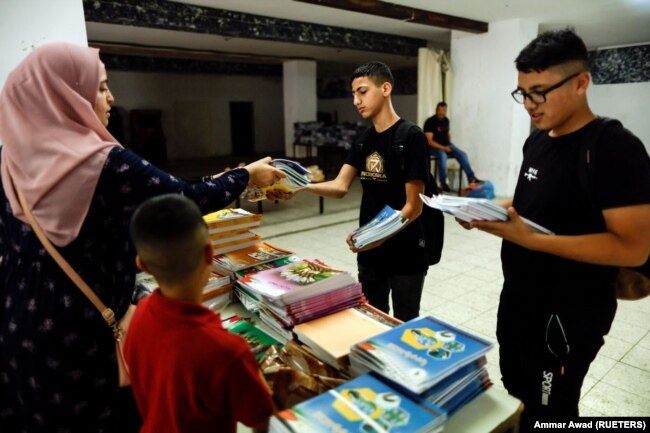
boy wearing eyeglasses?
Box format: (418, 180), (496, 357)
(465, 29), (650, 429)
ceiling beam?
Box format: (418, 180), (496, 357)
(294, 0), (488, 33)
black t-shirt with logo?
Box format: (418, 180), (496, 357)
(502, 119), (650, 312)
(345, 119), (430, 274)
(423, 116), (450, 146)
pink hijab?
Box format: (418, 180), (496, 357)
(0, 42), (121, 247)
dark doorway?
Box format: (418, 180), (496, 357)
(230, 102), (254, 157)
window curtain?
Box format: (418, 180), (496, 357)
(417, 47), (453, 127)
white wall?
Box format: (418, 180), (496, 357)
(318, 94), (418, 125)
(284, 61), (317, 157)
(0, 0), (87, 91)
(589, 81), (650, 151)
(107, 71), (284, 159)
(450, 19), (539, 197)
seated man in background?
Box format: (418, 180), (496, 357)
(424, 102), (482, 192)
(125, 194), (274, 433)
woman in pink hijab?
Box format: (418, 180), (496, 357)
(0, 42), (281, 433)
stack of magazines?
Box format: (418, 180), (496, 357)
(270, 372), (447, 433)
(242, 159), (311, 201)
(349, 315), (494, 415)
(350, 205), (407, 249)
(419, 193), (554, 235)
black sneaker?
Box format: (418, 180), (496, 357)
(469, 177), (484, 184)
(440, 182), (451, 192)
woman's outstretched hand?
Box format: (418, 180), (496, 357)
(244, 157), (285, 188)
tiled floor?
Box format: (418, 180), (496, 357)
(248, 177), (650, 417)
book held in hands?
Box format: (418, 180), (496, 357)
(242, 159), (311, 201)
(419, 193), (554, 235)
(351, 205), (408, 249)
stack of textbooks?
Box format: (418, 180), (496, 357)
(134, 270), (231, 308)
(293, 304), (400, 369)
(349, 315), (494, 416)
(270, 372), (447, 433)
(232, 255), (303, 313)
(242, 159), (311, 201)
(212, 242), (295, 278)
(236, 259), (364, 341)
(350, 205), (407, 249)
(204, 208), (264, 255)
(419, 193), (553, 235)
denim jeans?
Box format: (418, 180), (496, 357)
(358, 264), (427, 322)
(429, 143), (475, 183)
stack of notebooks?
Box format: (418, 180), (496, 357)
(236, 259), (364, 341)
(350, 205), (407, 249)
(419, 193), (553, 235)
(270, 372), (447, 433)
(349, 315), (494, 416)
(135, 270), (231, 308)
(293, 303), (401, 369)
(242, 159), (311, 201)
(232, 255), (303, 313)
(203, 208), (264, 255)
(212, 242), (295, 279)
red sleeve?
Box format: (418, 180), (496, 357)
(224, 348), (274, 427)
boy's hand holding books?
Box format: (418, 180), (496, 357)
(348, 205), (408, 252)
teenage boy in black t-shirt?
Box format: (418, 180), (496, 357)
(294, 61), (430, 321)
(463, 29), (650, 430)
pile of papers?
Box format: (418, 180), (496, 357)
(351, 205), (407, 249)
(270, 372), (447, 433)
(242, 159), (311, 201)
(419, 194), (554, 235)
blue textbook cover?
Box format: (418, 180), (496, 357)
(270, 372), (446, 433)
(350, 315), (494, 394)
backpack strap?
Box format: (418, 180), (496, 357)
(577, 116), (622, 209)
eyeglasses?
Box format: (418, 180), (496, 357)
(511, 72), (581, 104)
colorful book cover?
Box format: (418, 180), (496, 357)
(271, 373), (446, 433)
(227, 319), (282, 360)
(213, 242), (294, 272)
(244, 259), (356, 305)
(351, 205), (406, 248)
(350, 316), (494, 394)
(234, 255), (302, 279)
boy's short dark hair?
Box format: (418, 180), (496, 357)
(130, 194), (209, 285)
(515, 28), (589, 73)
(436, 101), (447, 109)
(351, 61), (394, 87)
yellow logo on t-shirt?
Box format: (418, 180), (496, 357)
(361, 152), (387, 181)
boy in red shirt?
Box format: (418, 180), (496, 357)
(125, 194), (274, 433)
